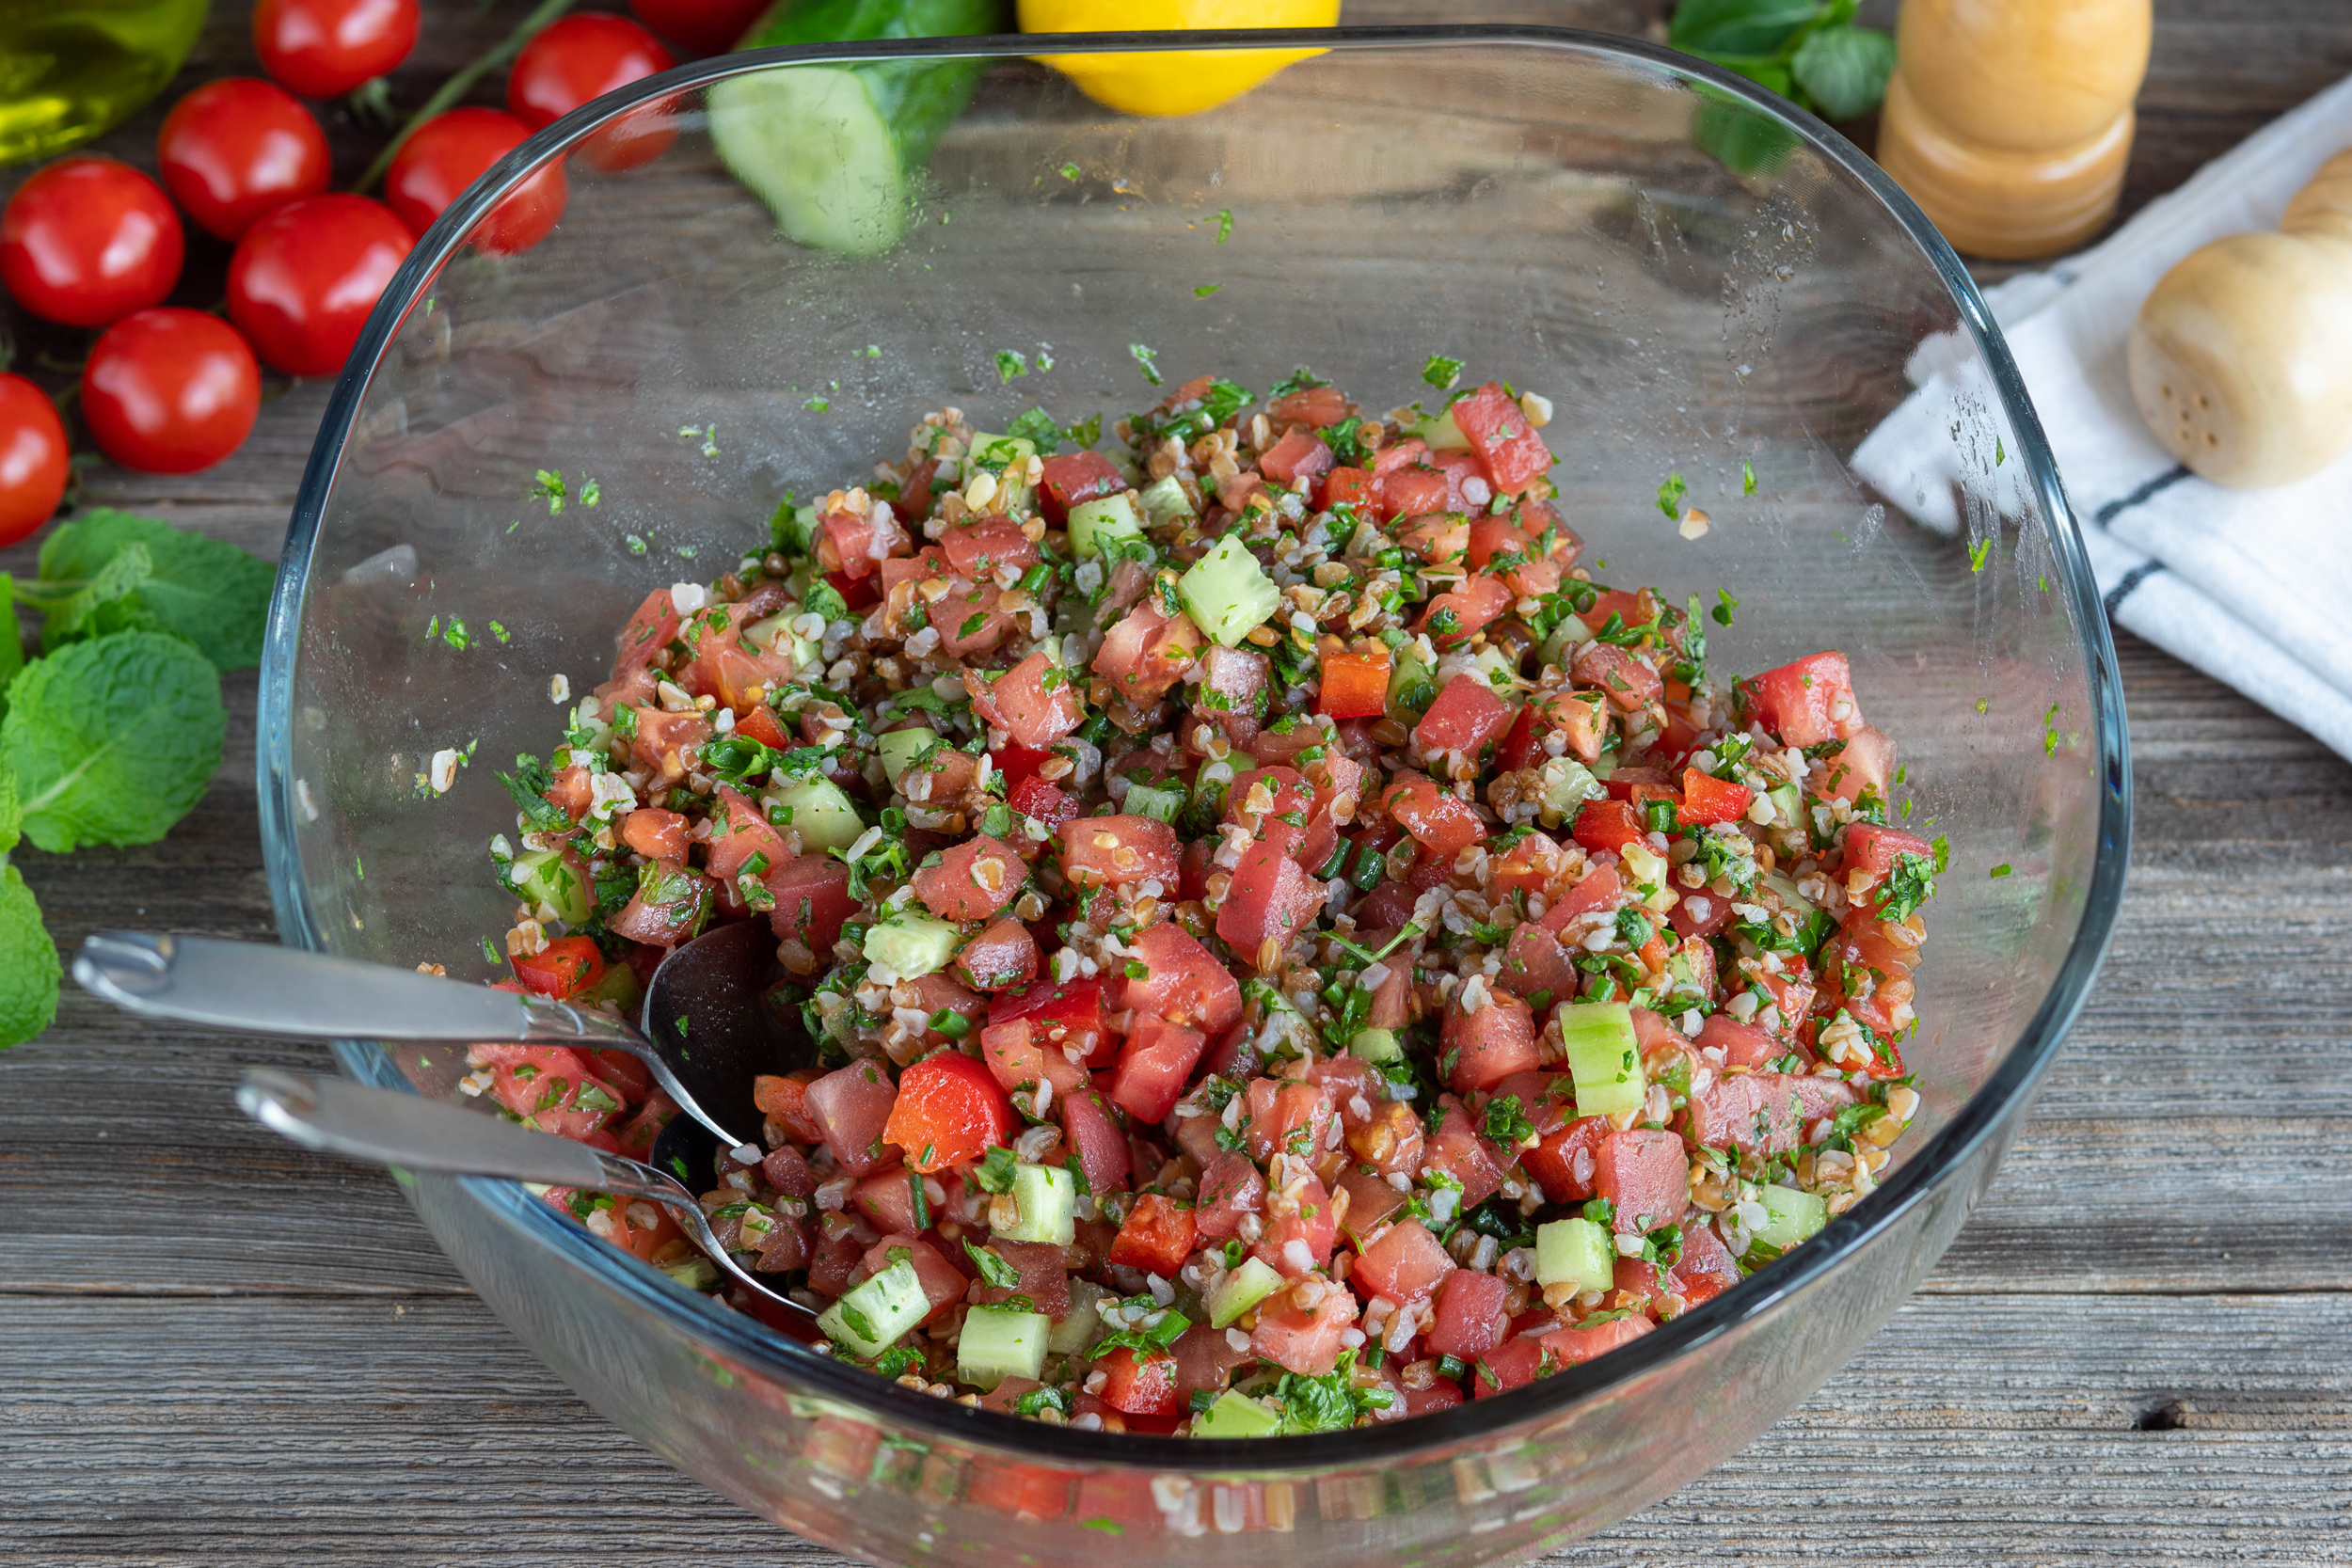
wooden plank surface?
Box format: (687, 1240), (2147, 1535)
(4, 1), (2351, 1563)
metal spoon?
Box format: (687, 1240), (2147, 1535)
(236, 1067), (821, 1339)
(72, 921), (806, 1153)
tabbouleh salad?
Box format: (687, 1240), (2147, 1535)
(462, 362), (1940, 1436)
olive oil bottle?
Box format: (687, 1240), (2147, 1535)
(0, 0), (206, 166)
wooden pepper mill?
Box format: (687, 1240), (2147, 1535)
(1875, 0), (2153, 260)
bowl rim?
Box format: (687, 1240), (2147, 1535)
(263, 22), (2133, 1473)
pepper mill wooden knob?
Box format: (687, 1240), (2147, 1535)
(1875, 0), (2153, 260)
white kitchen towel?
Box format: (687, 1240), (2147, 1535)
(1851, 71), (2352, 761)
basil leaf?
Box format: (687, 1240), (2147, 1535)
(1668, 0), (1824, 57)
(1789, 23), (1896, 119)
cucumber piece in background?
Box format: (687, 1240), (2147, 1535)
(713, 0), (1010, 256)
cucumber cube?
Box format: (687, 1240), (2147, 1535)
(877, 726), (937, 789)
(1412, 404), (1470, 452)
(1754, 1184), (1827, 1251)
(1138, 473), (1196, 527)
(957, 1305), (1051, 1390)
(1192, 1388), (1285, 1438)
(1561, 1001), (1645, 1119)
(744, 610), (820, 676)
(1206, 1255), (1285, 1329)
(1348, 1027), (1402, 1064)
(1534, 1217), (1614, 1295)
(771, 777), (865, 853)
(1048, 1278), (1105, 1355)
(509, 847), (592, 927)
(1122, 779), (1186, 824)
(1177, 533), (1282, 648)
(1535, 756), (1603, 823)
(966, 433), (1037, 513)
(998, 1162), (1077, 1245)
(1387, 644), (1436, 717)
(818, 1258), (930, 1359)
(863, 911), (961, 981)
(1068, 491), (1147, 559)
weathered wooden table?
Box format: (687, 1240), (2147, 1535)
(4, 2), (2347, 1561)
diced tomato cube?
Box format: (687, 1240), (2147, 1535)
(1095, 1346), (1184, 1417)
(1194, 1150), (1266, 1242)
(753, 1069), (826, 1144)
(979, 1018), (1089, 1098)
(850, 1165), (922, 1235)
(1249, 1283), (1358, 1376)
(1439, 991), (1539, 1094)
(1114, 922), (1242, 1033)
(975, 652), (1083, 750)
(707, 784), (789, 885)
(956, 918), (1039, 993)
(1223, 766), (1312, 858)
(619, 807), (688, 861)
(1009, 773), (1080, 828)
(1215, 841), (1327, 962)
(1315, 648), (1391, 719)
(1425, 1269), (1512, 1362)
(1382, 771), (1487, 861)
(1677, 768), (1755, 827)
(912, 832), (1025, 923)
(1315, 464), (1375, 512)
(1669, 1216), (1742, 1305)
(1414, 673), (1514, 757)
(1405, 1378), (1464, 1416)
(1520, 1114), (1610, 1202)
(606, 859), (715, 948)
(1371, 464), (1448, 522)
(803, 1059), (902, 1176)
(1420, 1098), (1506, 1209)
(882, 1052), (1016, 1174)
(1571, 798), (1646, 858)
(991, 974), (1109, 1055)
(1106, 1017), (1208, 1124)
(510, 934), (604, 1000)
(966, 1458), (1076, 1520)
(1572, 641), (1664, 712)
(1349, 1217), (1455, 1307)
(1108, 1193), (1198, 1277)
(1057, 813), (1180, 889)
(858, 1233), (966, 1324)
(1037, 450), (1125, 524)
(1259, 426), (1335, 487)
(817, 502), (910, 582)
(1272, 383), (1350, 428)
(1449, 382), (1555, 495)
(1470, 1335), (1548, 1399)
(1820, 724), (1899, 806)
(1740, 651), (1862, 747)
(1594, 1128), (1691, 1234)
(974, 1238), (1073, 1320)
(1092, 598), (1204, 705)
(1536, 1314), (1652, 1370)
(612, 588), (681, 678)
(470, 1044), (625, 1141)
(1414, 574), (1513, 650)
(765, 854), (857, 955)
(1058, 1085), (1133, 1196)
(940, 513), (1039, 578)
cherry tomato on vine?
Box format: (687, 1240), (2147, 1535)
(625, 0), (768, 56)
(252, 0), (421, 100)
(81, 309), (261, 475)
(0, 157), (183, 329)
(228, 194), (413, 379)
(508, 13), (676, 172)
(0, 374), (69, 545)
(385, 108), (566, 256)
(157, 77), (333, 243)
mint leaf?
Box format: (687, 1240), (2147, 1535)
(40, 541), (161, 652)
(3, 631), (224, 852)
(1790, 24), (1896, 119)
(36, 510), (276, 672)
(1669, 0), (1825, 56)
(0, 863), (58, 1048)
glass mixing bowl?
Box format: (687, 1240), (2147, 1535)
(260, 24), (2130, 1563)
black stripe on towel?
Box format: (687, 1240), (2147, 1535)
(2104, 561), (2167, 617)
(2094, 465), (2192, 528)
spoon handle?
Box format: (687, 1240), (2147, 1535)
(72, 930), (644, 1050)
(236, 1068), (678, 1202)
(237, 1069), (820, 1334)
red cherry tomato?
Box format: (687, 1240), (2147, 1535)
(81, 309), (260, 475)
(0, 157), (183, 329)
(625, 0), (768, 55)
(252, 0), (421, 99)
(507, 13), (677, 172)
(0, 374), (69, 546)
(156, 78), (332, 242)
(385, 108), (567, 255)
(228, 194), (412, 379)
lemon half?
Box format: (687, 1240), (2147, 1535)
(1019, 0), (1341, 118)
